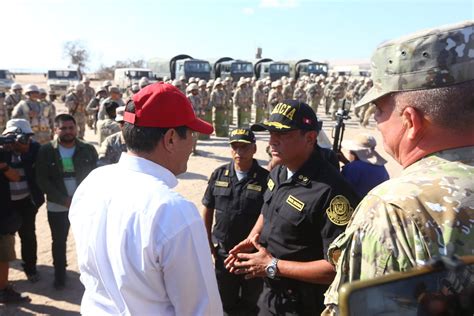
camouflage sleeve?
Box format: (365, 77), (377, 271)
(324, 194), (430, 309)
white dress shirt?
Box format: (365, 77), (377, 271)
(69, 154), (222, 316)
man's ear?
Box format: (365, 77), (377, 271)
(305, 130), (318, 146)
(162, 129), (177, 153)
(401, 106), (424, 140)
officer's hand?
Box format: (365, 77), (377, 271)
(232, 234), (273, 279)
(224, 235), (258, 272)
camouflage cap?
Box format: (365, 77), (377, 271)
(355, 21), (474, 108)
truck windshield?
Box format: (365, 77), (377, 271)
(0, 70), (6, 79)
(185, 61), (211, 73)
(128, 71), (153, 79)
(48, 71), (79, 80)
(231, 63), (253, 74)
(269, 63), (290, 74)
(307, 63), (328, 73)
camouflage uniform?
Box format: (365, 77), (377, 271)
(198, 87), (211, 140)
(282, 81), (295, 100)
(324, 147), (474, 314)
(4, 92), (24, 119)
(292, 84), (307, 103)
(329, 81), (345, 120)
(65, 91), (87, 139)
(97, 131), (127, 166)
(324, 21), (474, 315)
(223, 81), (234, 125)
(305, 82), (323, 114)
(323, 79), (335, 114)
(0, 95), (7, 132)
(253, 85), (267, 123)
(234, 84), (252, 128)
(11, 98), (43, 143)
(36, 98), (56, 144)
(267, 85), (283, 115)
(97, 118), (121, 145)
(210, 84), (229, 137)
(83, 85), (96, 129)
(354, 81), (372, 120)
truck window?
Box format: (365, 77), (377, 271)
(231, 63), (253, 73)
(0, 70), (6, 79)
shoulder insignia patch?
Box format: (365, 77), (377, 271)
(268, 178), (275, 191)
(326, 195), (354, 226)
(247, 184), (262, 192)
(215, 180), (229, 188)
(224, 170), (229, 176)
(286, 195), (305, 212)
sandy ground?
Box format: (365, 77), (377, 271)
(1, 75), (402, 315)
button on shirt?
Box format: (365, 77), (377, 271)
(69, 154), (222, 316)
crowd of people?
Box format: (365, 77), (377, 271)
(0, 20), (472, 316)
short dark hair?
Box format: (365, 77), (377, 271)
(122, 101), (188, 153)
(54, 114), (76, 126)
(104, 101), (119, 119)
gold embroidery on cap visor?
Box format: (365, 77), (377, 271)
(262, 121), (292, 130)
(326, 195), (354, 226)
(286, 195), (305, 212)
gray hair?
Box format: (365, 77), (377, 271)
(393, 80), (474, 131)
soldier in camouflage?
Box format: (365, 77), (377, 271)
(234, 80), (252, 128)
(198, 80), (212, 140)
(329, 77), (346, 120)
(293, 80), (307, 103)
(354, 78), (373, 120)
(306, 78), (323, 114)
(187, 83), (202, 154)
(210, 80), (229, 137)
(11, 84), (44, 143)
(0, 92), (7, 133)
(97, 87), (124, 121)
(86, 86), (107, 134)
(323, 21), (474, 315)
(282, 77), (296, 100)
(253, 80), (267, 123)
(65, 83), (87, 139)
(4, 83), (24, 119)
(267, 80), (283, 115)
(36, 88), (56, 144)
(97, 100), (121, 145)
(223, 78), (234, 126)
(97, 106), (127, 166)
(323, 77), (336, 115)
(82, 77), (96, 129)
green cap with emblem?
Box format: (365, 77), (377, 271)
(355, 20), (474, 108)
(229, 128), (256, 144)
(251, 100), (318, 132)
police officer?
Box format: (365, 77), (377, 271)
(225, 100), (360, 315)
(202, 128), (268, 316)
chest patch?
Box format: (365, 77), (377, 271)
(215, 180), (229, 188)
(267, 178), (275, 191)
(286, 195), (305, 212)
(326, 195), (354, 226)
(247, 184), (262, 192)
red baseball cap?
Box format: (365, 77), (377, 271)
(124, 82), (213, 134)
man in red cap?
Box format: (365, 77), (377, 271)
(69, 82), (222, 315)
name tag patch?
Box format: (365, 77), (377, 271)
(286, 195), (305, 212)
(247, 184), (262, 192)
(215, 181), (229, 188)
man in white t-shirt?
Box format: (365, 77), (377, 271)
(69, 82), (223, 315)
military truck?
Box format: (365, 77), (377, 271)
(254, 58), (290, 81)
(114, 68), (157, 90)
(169, 54), (211, 81)
(213, 57), (253, 81)
(45, 69), (80, 95)
(290, 59), (328, 79)
(0, 69), (15, 93)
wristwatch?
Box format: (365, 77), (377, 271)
(265, 257), (279, 279)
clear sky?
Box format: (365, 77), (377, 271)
(1, 0), (472, 71)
